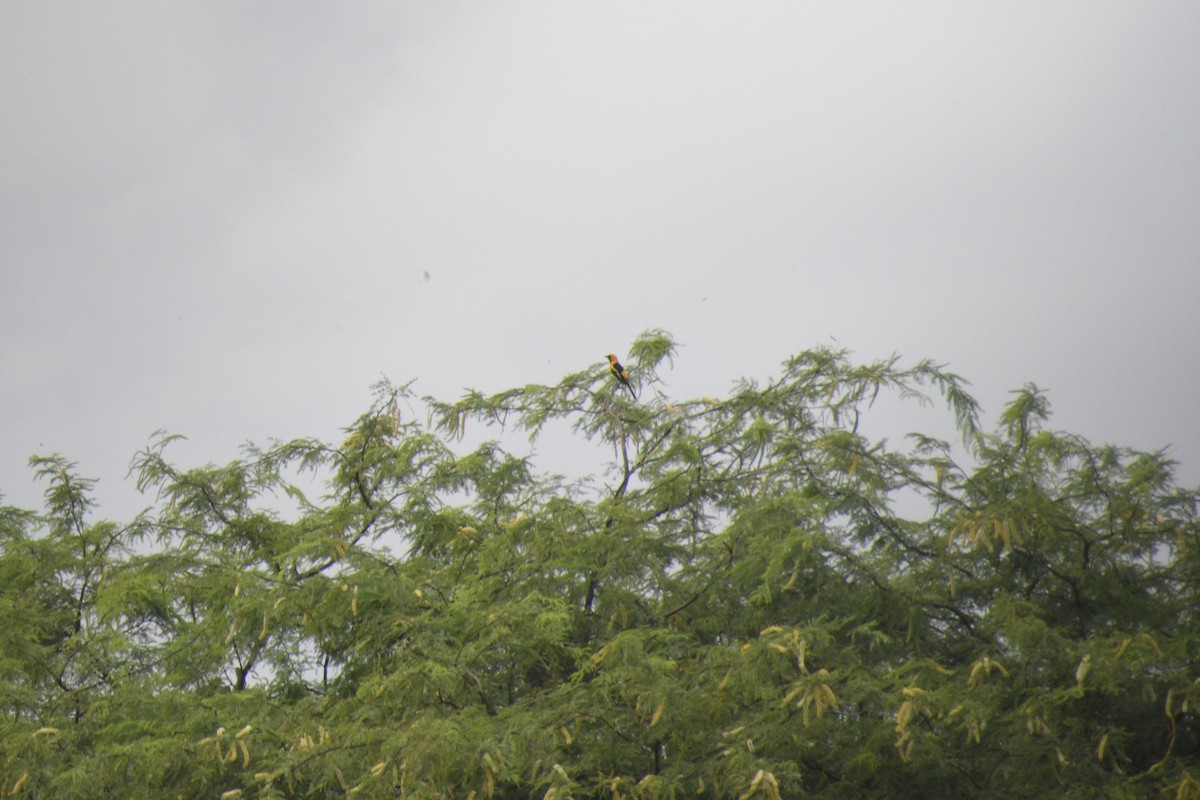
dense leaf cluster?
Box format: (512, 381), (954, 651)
(2, 331), (1198, 799)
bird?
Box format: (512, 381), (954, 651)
(607, 354), (636, 400)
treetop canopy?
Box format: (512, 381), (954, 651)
(2, 330), (1197, 799)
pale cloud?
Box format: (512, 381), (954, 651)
(2, 2), (1198, 519)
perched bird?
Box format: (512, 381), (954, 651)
(607, 354), (636, 400)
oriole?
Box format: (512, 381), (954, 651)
(607, 354), (636, 399)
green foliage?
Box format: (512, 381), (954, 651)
(2, 332), (1198, 799)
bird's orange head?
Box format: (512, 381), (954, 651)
(607, 354), (618, 364)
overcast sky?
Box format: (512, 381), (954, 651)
(3, 2), (1198, 521)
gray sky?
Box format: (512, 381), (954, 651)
(3, 2), (1199, 521)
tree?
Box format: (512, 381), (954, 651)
(2, 330), (1197, 799)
